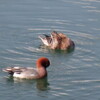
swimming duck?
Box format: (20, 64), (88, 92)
(39, 31), (75, 50)
(3, 57), (50, 79)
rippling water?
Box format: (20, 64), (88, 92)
(0, 0), (100, 100)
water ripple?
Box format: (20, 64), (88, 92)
(88, 9), (100, 13)
(62, 0), (90, 5)
(23, 46), (48, 53)
(82, 0), (100, 3)
(6, 49), (24, 55)
(72, 79), (100, 83)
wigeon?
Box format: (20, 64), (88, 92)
(39, 31), (75, 50)
(3, 57), (50, 79)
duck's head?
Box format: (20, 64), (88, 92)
(36, 57), (50, 68)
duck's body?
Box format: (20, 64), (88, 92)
(39, 31), (75, 50)
(3, 57), (50, 79)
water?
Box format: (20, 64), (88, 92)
(0, 0), (100, 100)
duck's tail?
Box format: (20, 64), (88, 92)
(3, 67), (14, 75)
(2, 67), (22, 75)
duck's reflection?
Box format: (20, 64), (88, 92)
(36, 77), (49, 91)
(39, 43), (75, 54)
(5, 76), (49, 91)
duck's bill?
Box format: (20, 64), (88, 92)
(39, 34), (52, 46)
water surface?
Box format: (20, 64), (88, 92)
(0, 0), (100, 100)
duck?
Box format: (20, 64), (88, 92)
(39, 31), (75, 50)
(3, 57), (50, 79)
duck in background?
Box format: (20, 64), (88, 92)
(39, 31), (75, 51)
(3, 57), (50, 79)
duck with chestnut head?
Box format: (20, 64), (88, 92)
(39, 31), (75, 51)
(3, 57), (50, 79)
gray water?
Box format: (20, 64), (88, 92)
(0, 0), (100, 100)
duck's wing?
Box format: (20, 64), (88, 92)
(39, 34), (52, 46)
(17, 67), (39, 79)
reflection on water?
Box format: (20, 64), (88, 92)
(36, 77), (49, 91)
(39, 44), (75, 54)
(5, 76), (49, 91)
